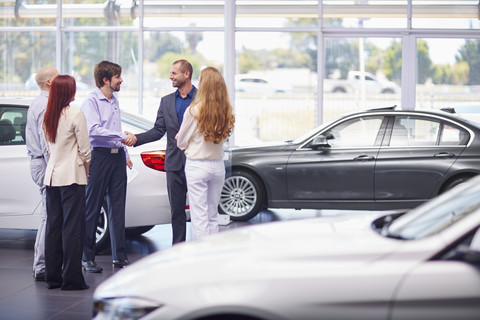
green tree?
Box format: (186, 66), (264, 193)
(432, 62), (469, 85)
(417, 40), (433, 84)
(186, 25), (204, 55)
(287, 18), (344, 72)
(456, 39), (480, 85)
(145, 33), (183, 62)
(382, 40), (402, 83)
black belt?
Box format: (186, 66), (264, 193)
(92, 147), (123, 154)
(31, 155), (43, 159)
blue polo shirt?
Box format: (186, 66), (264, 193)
(175, 86), (196, 125)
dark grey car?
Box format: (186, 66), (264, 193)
(220, 106), (480, 221)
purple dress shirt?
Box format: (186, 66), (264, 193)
(81, 88), (129, 157)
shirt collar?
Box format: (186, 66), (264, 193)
(94, 87), (117, 103)
(175, 86), (196, 99)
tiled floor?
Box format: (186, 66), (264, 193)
(0, 209), (344, 320)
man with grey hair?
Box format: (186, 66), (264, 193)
(26, 66), (59, 281)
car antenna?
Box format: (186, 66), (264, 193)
(441, 107), (456, 114)
(367, 105), (397, 111)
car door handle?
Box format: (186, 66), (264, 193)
(434, 152), (456, 159)
(354, 155), (375, 161)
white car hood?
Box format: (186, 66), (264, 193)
(95, 213), (405, 299)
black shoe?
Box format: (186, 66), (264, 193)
(47, 282), (61, 290)
(33, 271), (45, 281)
(112, 260), (130, 268)
(82, 260), (103, 273)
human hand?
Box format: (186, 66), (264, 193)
(123, 131), (138, 147)
(126, 158), (133, 169)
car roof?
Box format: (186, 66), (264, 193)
(344, 105), (471, 120)
(0, 97), (34, 106)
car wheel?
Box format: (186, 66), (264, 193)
(441, 176), (472, 193)
(125, 225), (155, 236)
(95, 202), (110, 253)
(219, 170), (266, 221)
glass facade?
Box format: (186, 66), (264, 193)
(1, 0), (479, 145)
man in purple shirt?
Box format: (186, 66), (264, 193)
(81, 60), (133, 272)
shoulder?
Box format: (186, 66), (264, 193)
(163, 91), (176, 100)
(29, 93), (48, 111)
(81, 92), (99, 109)
(188, 103), (201, 117)
(67, 106), (85, 121)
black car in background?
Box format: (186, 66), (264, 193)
(220, 106), (480, 221)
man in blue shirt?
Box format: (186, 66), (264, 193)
(81, 61), (133, 272)
(124, 59), (196, 245)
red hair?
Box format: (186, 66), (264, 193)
(43, 75), (76, 143)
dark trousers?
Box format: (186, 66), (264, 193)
(83, 148), (127, 261)
(166, 169), (188, 244)
(45, 184), (88, 290)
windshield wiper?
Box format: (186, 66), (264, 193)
(384, 232), (409, 240)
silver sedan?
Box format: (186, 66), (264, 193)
(92, 174), (480, 320)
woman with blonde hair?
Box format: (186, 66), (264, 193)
(176, 67), (234, 239)
(43, 75), (90, 290)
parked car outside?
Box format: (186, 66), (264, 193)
(324, 70), (400, 94)
(219, 105), (480, 221)
(0, 97), (171, 251)
(235, 74), (292, 93)
(92, 174), (480, 320)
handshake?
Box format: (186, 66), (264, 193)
(122, 131), (138, 147)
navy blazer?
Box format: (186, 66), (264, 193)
(135, 90), (194, 171)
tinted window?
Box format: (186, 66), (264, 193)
(390, 116), (439, 146)
(324, 116), (383, 148)
(0, 106), (27, 145)
(390, 115), (469, 147)
(440, 123), (469, 145)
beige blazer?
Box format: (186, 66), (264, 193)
(44, 106), (91, 187)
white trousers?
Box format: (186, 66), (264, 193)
(185, 158), (225, 240)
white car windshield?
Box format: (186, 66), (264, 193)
(386, 178), (480, 240)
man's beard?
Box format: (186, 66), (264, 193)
(110, 83), (120, 92)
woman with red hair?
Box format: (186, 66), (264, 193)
(43, 75), (91, 290)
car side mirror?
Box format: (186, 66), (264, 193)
(456, 228), (480, 264)
(311, 135), (330, 149)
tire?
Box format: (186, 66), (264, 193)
(219, 170), (266, 221)
(125, 225), (155, 237)
(95, 202), (110, 253)
(441, 176), (471, 193)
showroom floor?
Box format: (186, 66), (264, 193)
(0, 209), (364, 320)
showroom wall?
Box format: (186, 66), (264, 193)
(1, 0), (479, 145)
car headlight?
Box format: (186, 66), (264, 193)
(93, 297), (162, 320)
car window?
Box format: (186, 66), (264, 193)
(387, 180), (480, 239)
(440, 123), (470, 145)
(0, 105), (27, 145)
(390, 116), (439, 147)
(390, 116), (469, 147)
(324, 116), (383, 148)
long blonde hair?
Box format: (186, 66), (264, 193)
(190, 67), (235, 144)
